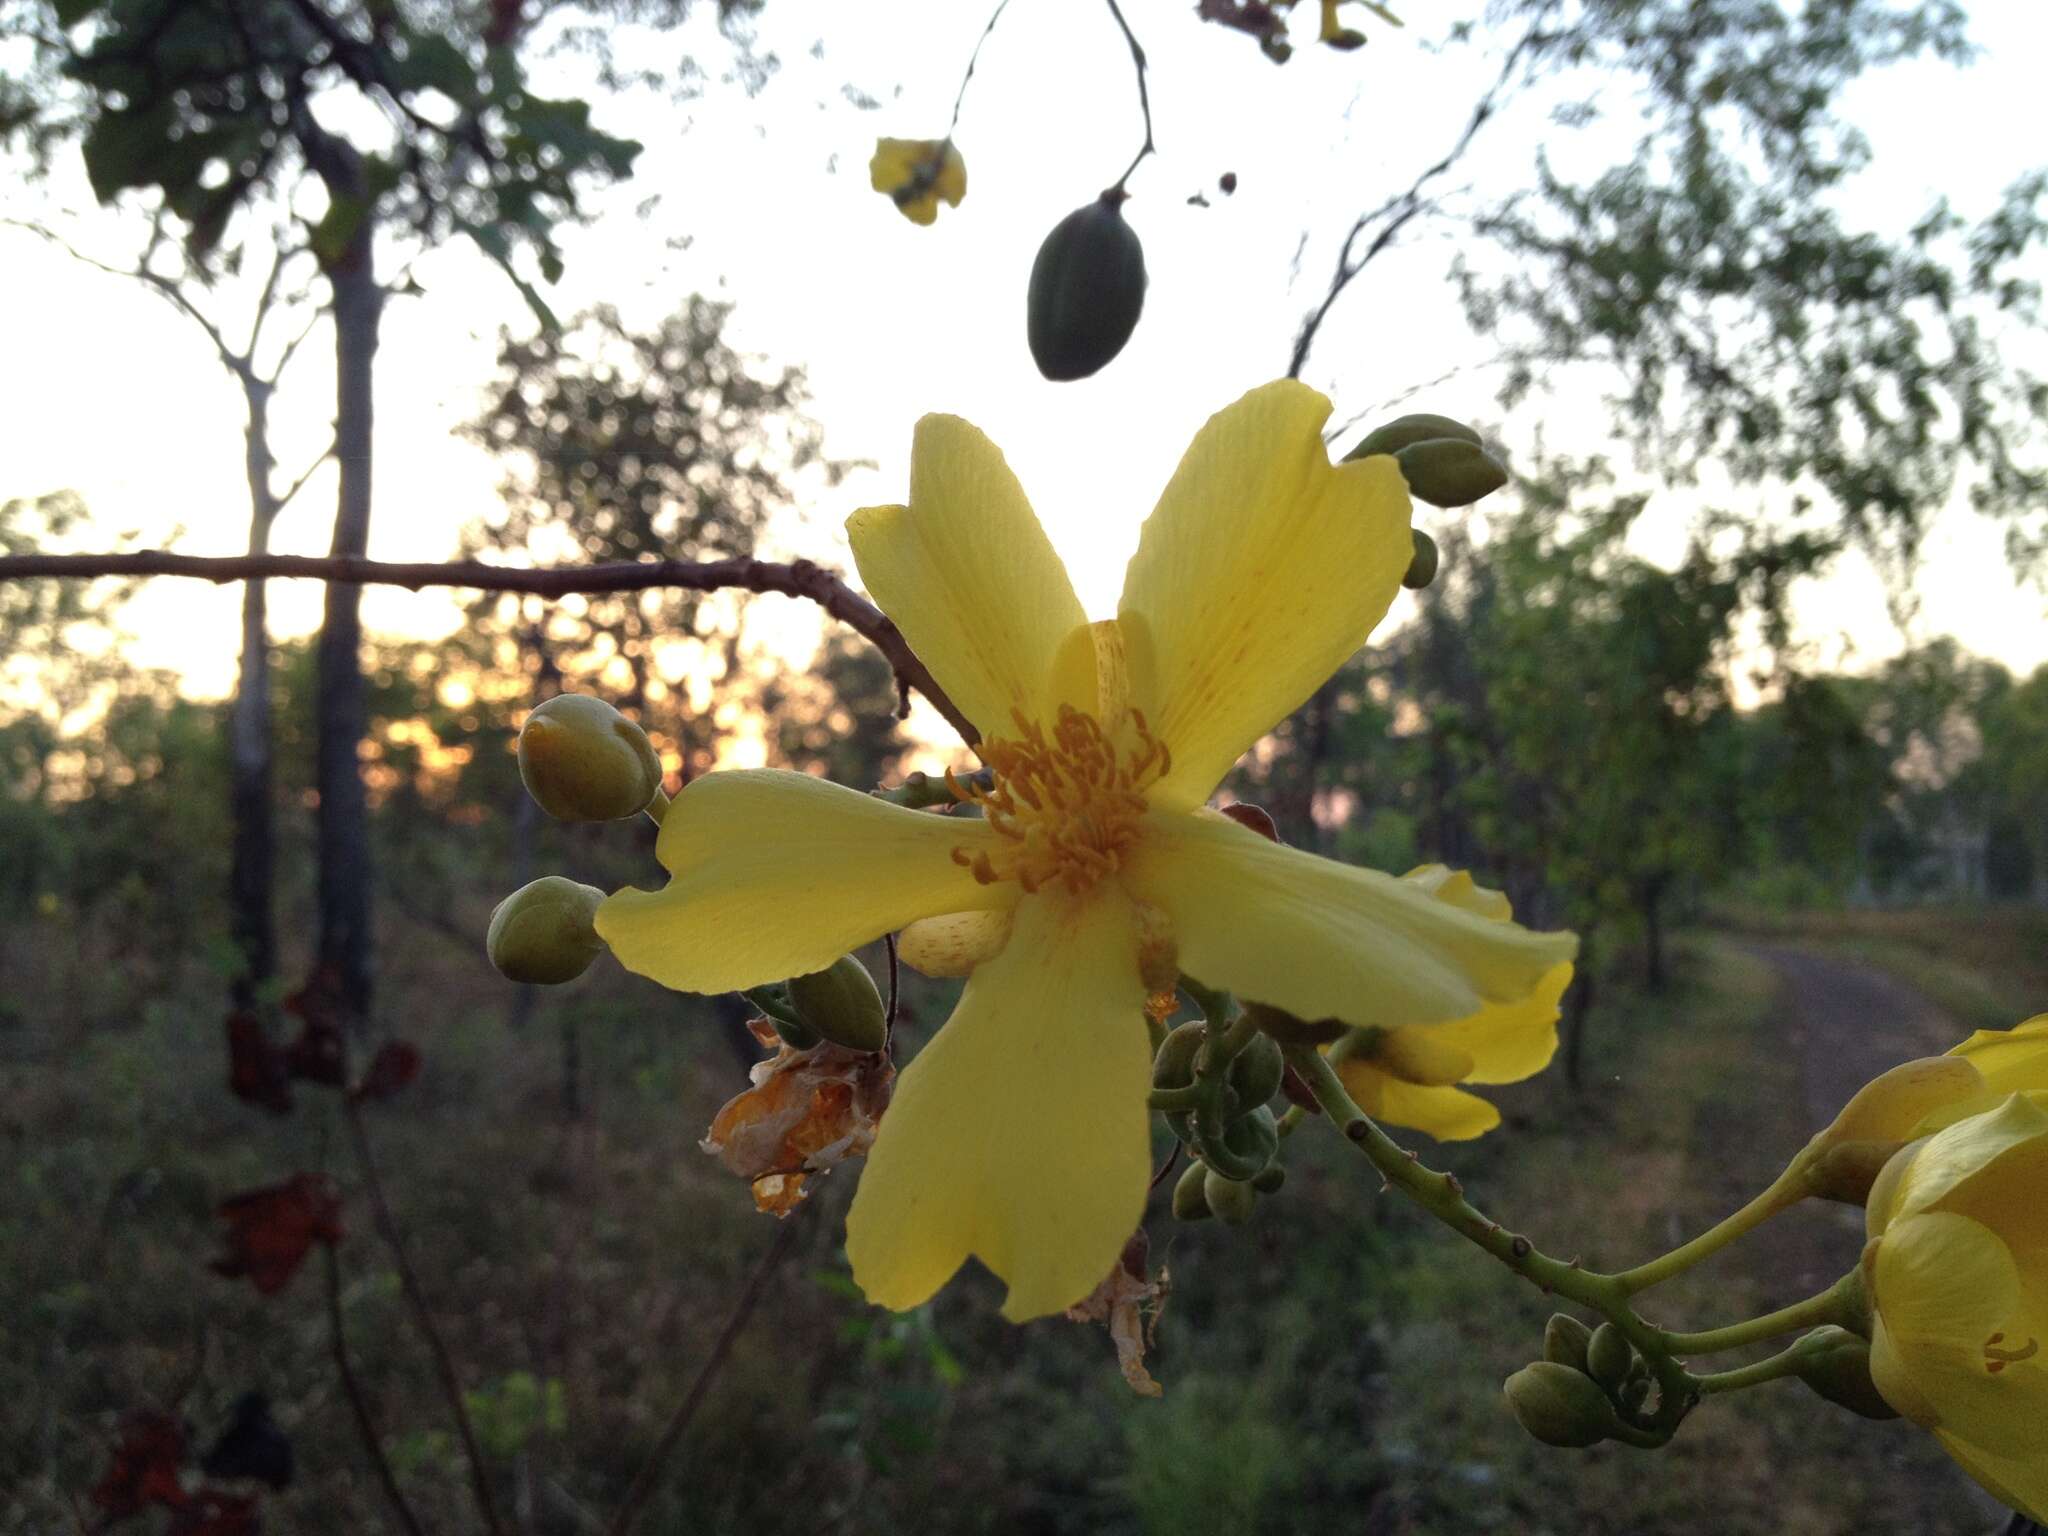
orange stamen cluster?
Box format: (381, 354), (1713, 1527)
(949, 705), (1170, 896)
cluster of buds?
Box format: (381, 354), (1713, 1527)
(1504, 1315), (1663, 1448)
(1343, 413), (1510, 593)
(1155, 1021), (1287, 1224)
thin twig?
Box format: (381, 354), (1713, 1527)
(883, 932), (901, 1049)
(0, 550), (977, 745)
(1103, 0), (1155, 193)
(1287, 7), (1555, 379)
(272, 442), (337, 516)
(322, 1241), (430, 1536)
(946, 0), (1019, 139)
(606, 1217), (805, 1536)
(342, 1097), (508, 1536)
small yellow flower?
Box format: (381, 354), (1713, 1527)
(1862, 1092), (2048, 1522)
(597, 381), (1576, 1320)
(869, 137), (966, 226)
(1330, 866), (1573, 1141)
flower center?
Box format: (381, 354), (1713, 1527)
(949, 705), (1170, 896)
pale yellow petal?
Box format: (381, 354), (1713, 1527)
(1124, 809), (1577, 1029)
(1894, 1091), (2048, 1231)
(1432, 963), (1573, 1085)
(844, 889), (1152, 1322)
(1950, 1013), (2048, 1096)
(1935, 1430), (2048, 1524)
(595, 770), (1011, 994)
(898, 909), (1013, 977)
(848, 416), (1088, 744)
(1116, 381), (1412, 808)
(1401, 864), (1514, 922)
(1334, 1057), (1502, 1141)
(1870, 1211), (2046, 1455)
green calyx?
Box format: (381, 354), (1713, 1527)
(1392, 438), (1509, 509)
(786, 955), (888, 1054)
(518, 693), (664, 822)
(1790, 1327), (1899, 1421)
(486, 876), (607, 985)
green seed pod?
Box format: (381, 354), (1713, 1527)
(1152, 1020), (1207, 1090)
(486, 876), (606, 985)
(1251, 1163), (1286, 1195)
(1792, 1326), (1900, 1421)
(1501, 1362), (1619, 1449)
(1401, 529), (1440, 591)
(786, 955), (888, 1054)
(1172, 1160), (1213, 1221)
(1026, 191), (1147, 382)
(517, 693), (663, 822)
(1585, 1322), (1634, 1391)
(1243, 1000), (1347, 1048)
(1345, 412), (1483, 461)
(1542, 1313), (1594, 1373)
(1393, 438), (1510, 508)
(1228, 1031), (1286, 1110)
(1204, 1167), (1257, 1225)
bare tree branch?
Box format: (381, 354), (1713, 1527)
(322, 1241), (430, 1536)
(273, 443), (338, 515)
(0, 550), (979, 744)
(1286, 7), (1555, 380)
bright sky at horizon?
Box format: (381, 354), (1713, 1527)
(3, 0), (2045, 755)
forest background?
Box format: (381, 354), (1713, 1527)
(3, 0), (2048, 1531)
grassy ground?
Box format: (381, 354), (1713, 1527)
(0, 913), (2019, 1535)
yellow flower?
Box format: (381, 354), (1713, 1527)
(1793, 1013), (2048, 1202)
(1861, 1092), (2048, 1522)
(1331, 866), (1573, 1141)
(869, 137), (966, 226)
(596, 381), (1577, 1321)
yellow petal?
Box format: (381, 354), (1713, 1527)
(1125, 808), (1577, 1029)
(595, 770), (1012, 994)
(1869, 1211), (2046, 1455)
(1401, 863), (1514, 922)
(1950, 1013), (2048, 1096)
(848, 416), (1089, 745)
(1935, 1430), (2048, 1524)
(1430, 963), (1573, 1085)
(1372, 1026), (1475, 1087)
(1892, 1091), (2048, 1235)
(1820, 1056), (1991, 1145)
(1334, 1057), (1502, 1141)
(845, 889), (1152, 1322)
(1116, 381), (1412, 808)
(897, 909), (1013, 977)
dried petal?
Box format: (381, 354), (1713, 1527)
(701, 1020), (895, 1216)
(1064, 1231), (1170, 1396)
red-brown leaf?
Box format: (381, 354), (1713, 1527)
(210, 1174), (343, 1296)
(224, 1012), (292, 1116)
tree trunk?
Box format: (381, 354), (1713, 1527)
(228, 386), (280, 1012)
(314, 221), (385, 1023)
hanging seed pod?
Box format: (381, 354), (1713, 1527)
(1026, 190), (1148, 381)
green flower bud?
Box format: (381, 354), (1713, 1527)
(1221, 1104), (1280, 1177)
(786, 955), (888, 1053)
(1172, 1160), (1213, 1221)
(1401, 529), (1440, 591)
(517, 693), (663, 822)
(1792, 1326), (1900, 1421)
(1502, 1361), (1619, 1449)
(1251, 1163), (1286, 1195)
(1228, 1031), (1286, 1110)
(486, 876), (606, 985)
(1618, 1373), (1652, 1413)
(1204, 1166), (1257, 1225)
(1542, 1313), (1594, 1373)
(1345, 412), (1483, 461)
(1393, 438), (1510, 508)
(1586, 1322), (1634, 1390)
(1152, 1020), (1207, 1090)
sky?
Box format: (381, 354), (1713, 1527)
(3, 0), (2045, 757)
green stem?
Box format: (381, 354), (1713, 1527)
(1693, 1343), (1814, 1397)
(1148, 1083), (1208, 1113)
(1611, 1167), (1803, 1296)
(1287, 1045), (1697, 1440)
(1654, 1276), (1861, 1358)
